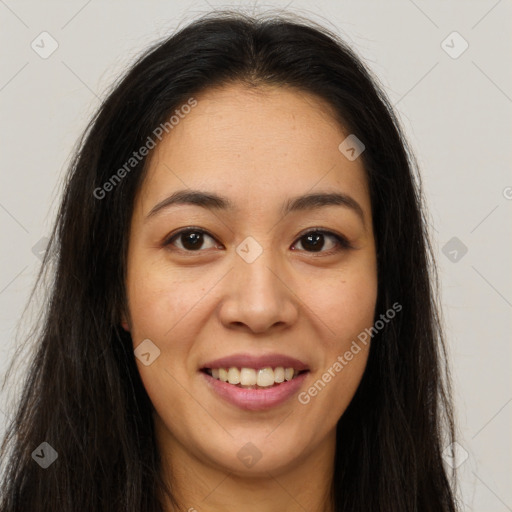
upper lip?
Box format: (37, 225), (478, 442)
(201, 353), (309, 371)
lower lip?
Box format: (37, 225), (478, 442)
(201, 371), (309, 411)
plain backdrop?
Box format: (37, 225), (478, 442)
(1, 1), (511, 510)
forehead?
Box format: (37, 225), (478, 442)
(137, 83), (370, 218)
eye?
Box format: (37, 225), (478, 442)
(163, 227), (352, 255)
(291, 229), (352, 255)
(164, 228), (220, 252)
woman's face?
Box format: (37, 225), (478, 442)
(123, 83), (377, 477)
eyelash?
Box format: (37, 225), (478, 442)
(163, 227), (353, 256)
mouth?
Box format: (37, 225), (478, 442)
(199, 353), (310, 410)
(201, 366), (309, 389)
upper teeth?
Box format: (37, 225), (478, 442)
(209, 367), (299, 387)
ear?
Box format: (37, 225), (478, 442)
(120, 311), (130, 332)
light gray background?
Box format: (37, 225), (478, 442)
(1, 1), (511, 510)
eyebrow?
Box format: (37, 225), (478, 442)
(145, 189), (366, 225)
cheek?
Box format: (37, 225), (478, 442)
(300, 263), (377, 411)
(308, 263), (378, 345)
(125, 269), (197, 403)
(126, 272), (202, 417)
(126, 258), (209, 341)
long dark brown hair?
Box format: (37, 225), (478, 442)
(0, 10), (459, 511)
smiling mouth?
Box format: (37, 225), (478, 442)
(202, 367), (309, 389)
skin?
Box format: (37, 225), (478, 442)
(122, 83), (378, 512)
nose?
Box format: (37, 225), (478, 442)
(217, 244), (299, 334)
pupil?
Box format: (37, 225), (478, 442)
(183, 232), (203, 250)
(303, 233), (323, 252)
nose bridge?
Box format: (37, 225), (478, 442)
(218, 234), (298, 332)
(236, 233), (284, 302)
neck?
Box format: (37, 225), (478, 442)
(156, 425), (336, 512)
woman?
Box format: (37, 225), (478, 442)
(0, 10), (459, 512)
